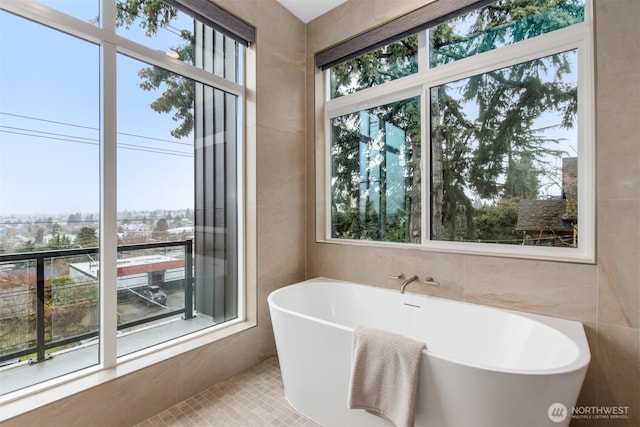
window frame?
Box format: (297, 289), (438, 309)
(0, 0), (255, 418)
(320, 2), (595, 263)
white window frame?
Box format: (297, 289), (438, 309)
(0, 0), (255, 419)
(321, 2), (594, 263)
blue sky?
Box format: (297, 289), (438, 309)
(0, 2), (194, 216)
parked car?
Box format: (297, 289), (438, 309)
(138, 285), (167, 306)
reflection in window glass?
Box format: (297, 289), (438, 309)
(0, 11), (100, 394)
(116, 0), (239, 82)
(331, 97), (421, 243)
(430, 50), (578, 247)
(429, 0), (584, 68)
(330, 35), (418, 98)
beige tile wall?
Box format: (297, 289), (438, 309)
(2, 0), (307, 425)
(306, 0), (640, 425)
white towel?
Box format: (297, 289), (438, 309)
(347, 326), (426, 427)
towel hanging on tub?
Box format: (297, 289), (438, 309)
(347, 326), (426, 427)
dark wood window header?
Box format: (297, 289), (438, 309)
(315, 0), (494, 70)
(166, 0), (256, 46)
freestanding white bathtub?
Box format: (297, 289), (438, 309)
(268, 278), (590, 427)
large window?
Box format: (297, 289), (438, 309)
(323, 0), (593, 262)
(0, 0), (250, 398)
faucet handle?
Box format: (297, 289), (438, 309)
(385, 273), (405, 280)
(424, 276), (440, 286)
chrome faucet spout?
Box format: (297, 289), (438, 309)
(400, 275), (419, 294)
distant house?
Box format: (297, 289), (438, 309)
(515, 157), (577, 247)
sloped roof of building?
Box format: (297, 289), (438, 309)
(515, 199), (574, 232)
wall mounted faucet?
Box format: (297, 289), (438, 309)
(400, 275), (419, 294)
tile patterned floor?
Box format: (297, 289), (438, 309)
(135, 357), (321, 427)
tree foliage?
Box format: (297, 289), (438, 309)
(473, 198), (521, 243)
(155, 218), (169, 232)
(47, 233), (73, 250)
(117, 0), (195, 138)
(116, 0), (178, 36)
(152, 217), (170, 240)
(331, 35), (418, 98)
(48, 276), (98, 307)
(76, 226), (98, 247)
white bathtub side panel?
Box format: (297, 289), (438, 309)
(269, 307), (393, 427)
(417, 355), (588, 427)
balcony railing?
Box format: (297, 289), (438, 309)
(0, 239), (193, 365)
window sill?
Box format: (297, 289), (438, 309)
(317, 237), (595, 265)
(0, 317), (257, 422)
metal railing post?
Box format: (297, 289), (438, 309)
(184, 239), (194, 319)
(35, 257), (46, 363)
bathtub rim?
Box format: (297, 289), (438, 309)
(268, 277), (591, 377)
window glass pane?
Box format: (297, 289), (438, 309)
(116, 54), (238, 356)
(331, 97), (421, 243)
(330, 35), (418, 98)
(429, 0), (584, 68)
(116, 0), (239, 82)
(35, 0), (100, 24)
(430, 50), (578, 247)
(0, 11), (100, 394)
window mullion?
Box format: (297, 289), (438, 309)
(418, 30), (428, 73)
(100, 1), (118, 369)
(421, 86), (429, 245)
